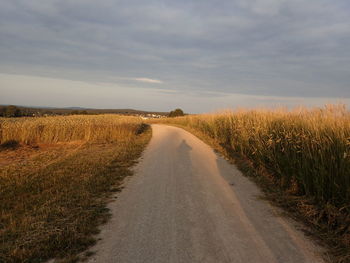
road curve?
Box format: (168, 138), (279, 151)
(87, 124), (324, 263)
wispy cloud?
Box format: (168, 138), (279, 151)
(1, 73), (348, 113)
(134, 78), (163, 84)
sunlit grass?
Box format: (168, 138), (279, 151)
(159, 105), (350, 206)
(0, 114), (144, 144)
(0, 115), (151, 262)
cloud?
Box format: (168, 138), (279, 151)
(0, 0), (349, 112)
(237, 0), (287, 15)
(134, 78), (163, 84)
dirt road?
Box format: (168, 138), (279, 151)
(87, 125), (324, 263)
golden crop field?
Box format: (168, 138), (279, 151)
(0, 114), (151, 263)
(0, 114), (146, 144)
(1, 110), (349, 262)
(156, 104), (350, 258)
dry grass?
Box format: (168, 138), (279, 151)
(155, 104), (350, 262)
(0, 114), (144, 144)
(0, 115), (151, 263)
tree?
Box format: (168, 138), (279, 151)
(168, 108), (184, 117)
(4, 105), (21, 117)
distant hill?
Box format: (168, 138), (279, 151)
(0, 105), (169, 117)
(63, 107), (90, 110)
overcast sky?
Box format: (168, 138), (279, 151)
(0, 0), (349, 112)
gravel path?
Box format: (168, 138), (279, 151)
(87, 124), (324, 263)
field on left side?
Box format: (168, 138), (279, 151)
(0, 115), (151, 263)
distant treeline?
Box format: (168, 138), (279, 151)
(0, 105), (91, 117)
(0, 105), (169, 118)
(0, 105), (26, 117)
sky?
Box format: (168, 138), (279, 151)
(0, 0), (349, 113)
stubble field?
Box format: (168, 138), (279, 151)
(0, 115), (151, 263)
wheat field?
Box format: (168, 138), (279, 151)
(159, 105), (350, 207)
(0, 114), (145, 144)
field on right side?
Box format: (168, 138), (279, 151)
(157, 105), (350, 262)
